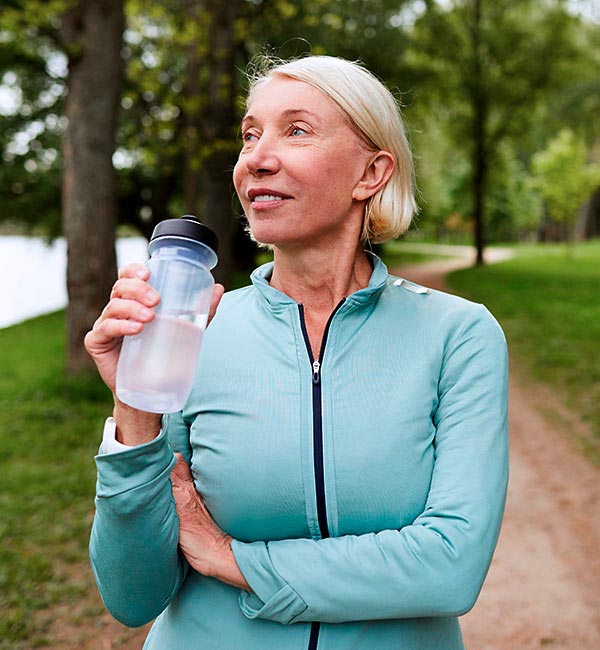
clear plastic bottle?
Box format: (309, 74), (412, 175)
(116, 215), (218, 413)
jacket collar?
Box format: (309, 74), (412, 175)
(250, 252), (389, 311)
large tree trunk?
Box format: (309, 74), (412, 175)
(60, 0), (124, 374)
(199, 0), (239, 288)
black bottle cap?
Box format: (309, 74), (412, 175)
(150, 215), (219, 256)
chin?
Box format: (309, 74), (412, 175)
(245, 220), (290, 248)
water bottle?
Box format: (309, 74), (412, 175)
(116, 215), (218, 413)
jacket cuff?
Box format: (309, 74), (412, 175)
(94, 424), (174, 498)
(231, 540), (308, 624)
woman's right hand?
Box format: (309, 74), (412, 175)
(84, 263), (160, 395)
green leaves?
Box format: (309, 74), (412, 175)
(531, 128), (600, 229)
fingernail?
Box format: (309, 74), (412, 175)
(145, 290), (158, 304)
(135, 268), (147, 279)
(140, 307), (153, 319)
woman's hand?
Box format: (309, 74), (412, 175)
(171, 453), (250, 591)
(84, 264), (158, 393)
(84, 263), (224, 394)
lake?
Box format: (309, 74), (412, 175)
(0, 236), (149, 329)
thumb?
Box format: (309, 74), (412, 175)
(207, 283), (225, 327)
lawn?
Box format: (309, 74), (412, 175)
(0, 312), (114, 647)
(447, 240), (600, 461)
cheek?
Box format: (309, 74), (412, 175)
(232, 160), (246, 203)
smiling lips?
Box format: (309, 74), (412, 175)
(248, 189), (291, 207)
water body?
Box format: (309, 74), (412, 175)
(0, 236), (148, 329)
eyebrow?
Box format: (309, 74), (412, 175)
(241, 108), (321, 125)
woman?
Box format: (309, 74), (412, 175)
(85, 55), (508, 649)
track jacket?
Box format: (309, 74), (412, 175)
(90, 255), (509, 649)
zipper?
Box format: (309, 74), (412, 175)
(298, 299), (345, 650)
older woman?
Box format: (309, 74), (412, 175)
(85, 56), (508, 649)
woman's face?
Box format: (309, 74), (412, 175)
(233, 76), (374, 248)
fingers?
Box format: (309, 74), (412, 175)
(118, 262), (149, 281)
(110, 277), (160, 307)
(102, 297), (156, 324)
(171, 452), (195, 485)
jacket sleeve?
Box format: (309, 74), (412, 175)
(231, 304), (509, 625)
(89, 412), (191, 627)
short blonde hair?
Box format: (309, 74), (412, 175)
(246, 55), (417, 243)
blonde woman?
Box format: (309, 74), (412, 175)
(86, 55), (508, 649)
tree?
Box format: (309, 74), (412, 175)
(0, 1), (68, 237)
(408, 0), (583, 263)
(59, 0), (125, 374)
(196, 0), (240, 287)
(531, 128), (600, 254)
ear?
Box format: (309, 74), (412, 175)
(352, 151), (395, 202)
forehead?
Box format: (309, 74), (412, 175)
(243, 76), (345, 125)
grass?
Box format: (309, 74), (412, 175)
(447, 240), (600, 461)
(0, 311), (114, 648)
(380, 240), (455, 268)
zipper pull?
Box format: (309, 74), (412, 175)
(312, 360), (321, 384)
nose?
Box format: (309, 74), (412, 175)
(243, 134), (281, 176)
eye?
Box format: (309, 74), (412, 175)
(289, 124), (309, 137)
(242, 130), (259, 143)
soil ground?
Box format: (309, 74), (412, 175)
(51, 252), (600, 649)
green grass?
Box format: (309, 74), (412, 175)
(380, 240), (454, 268)
(0, 312), (113, 647)
(447, 240), (600, 460)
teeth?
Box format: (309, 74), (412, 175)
(254, 195), (283, 202)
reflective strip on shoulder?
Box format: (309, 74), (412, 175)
(393, 278), (430, 294)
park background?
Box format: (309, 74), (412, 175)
(1, 0), (599, 648)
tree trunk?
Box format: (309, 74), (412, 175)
(469, 0), (487, 266)
(576, 187), (600, 240)
(199, 0), (239, 288)
(184, 0), (202, 215)
(472, 116), (488, 266)
(61, 0), (124, 374)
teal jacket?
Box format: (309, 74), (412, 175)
(90, 255), (509, 649)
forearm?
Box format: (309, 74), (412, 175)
(232, 494), (506, 624)
(90, 428), (184, 627)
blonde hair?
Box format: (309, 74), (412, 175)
(245, 55), (417, 243)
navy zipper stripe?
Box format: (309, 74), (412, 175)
(298, 299), (345, 650)
(308, 621), (320, 650)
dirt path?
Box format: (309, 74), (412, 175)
(53, 250), (600, 649)
(394, 253), (600, 650)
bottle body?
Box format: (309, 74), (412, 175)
(116, 238), (215, 413)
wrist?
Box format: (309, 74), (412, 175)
(112, 397), (162, 445)
(206, 535), (251, 591)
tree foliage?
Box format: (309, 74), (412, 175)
(403, 0), (597, 260)
(1, 0), (599, 250)
(532, 128), (600, 246)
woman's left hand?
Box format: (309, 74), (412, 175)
(171, 453), (250, 591)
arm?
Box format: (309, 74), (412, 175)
(85, 265), (224, 626)
(227, 304), (509, 624)
(90, 426), (183, 627)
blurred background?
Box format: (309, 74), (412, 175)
(1, 0), (598, 648)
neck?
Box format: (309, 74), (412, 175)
(270, 241), (373, 314)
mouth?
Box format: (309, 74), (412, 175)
(248, 189), (291, 207)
